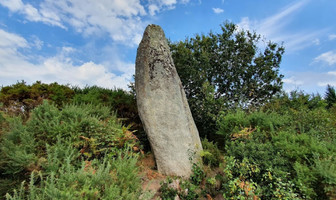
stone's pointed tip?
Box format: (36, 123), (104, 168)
(147, 24), (160, 28)
(143, 24), (165, 40)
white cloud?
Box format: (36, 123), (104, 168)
(181, 0), (190, 4)
(318, 71), (336, 87)
(40, 57), (133, 90)
(38, 0), (147, 45)
(0, 29), (132, 90)
(0, 0), (65, 28)
(147, 0), (183, 15)
(259, 0), (307, 31)
(148, 4), (160, 16)
(1, 0), (190, 46)
(328, 71), (336, 76)
(237, 0), (323, 52)
(282, 76), (304, 93)
(161, 0), (178, 6)
(1, 0), (147, 45)
(313, 38), (320, 45)
(30, 35), (44, 50)
(236, 17), (251, 31)
(0, 29), (28, 49)
(283, 31), (323, 51)
(212, 8), (224, 14)
(0, 0), (24, 12)
(283, 71), (336, 93)
(329, 34), (336, 40)
(283, 77), (303, 86)
(314, 51), (336, 66)
(0, 0), (193, 89)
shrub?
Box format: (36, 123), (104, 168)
(0, 117), (37, 175)
(2, 101), (145, 198)
(72, 86), (149, 151)
(160, 178), (178, 200)
(190, 163), (205, 185)
(216, 109), (288, 143)
(6, 153), (150, 200)
(25, 101), (139, 159)
(217, 107), (336, 199)
(72, 86), (138, 123)
(200, 138), (223, 167)
(179, 181), (200, 200)
(0, 81), (74, 116)
(219, 156), (262, 199)
(0, 111), (8, 136)
(0, 117), (38, 197)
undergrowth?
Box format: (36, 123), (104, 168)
(159, 92), (336, 200)
(1, 82), (336, 200)
(0, 101), (151, 199)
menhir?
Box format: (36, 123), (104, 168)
(135, 24), (203, 177)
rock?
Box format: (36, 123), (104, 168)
(168, 179), (180, 191)
(135, 24), (203, 177)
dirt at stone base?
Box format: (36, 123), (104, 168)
(137, 153), (227, 200)
(138, 153), (166, 199)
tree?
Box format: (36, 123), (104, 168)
(170, 22), (285, 137)
(325, 84), (336, 109)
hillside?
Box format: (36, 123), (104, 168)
(0, 82), (335, 199)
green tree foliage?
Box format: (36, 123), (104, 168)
(325, 84), (336, 109)
(0, 81), (74, 116)
(170, 22), (284, 137)
(264, 90), (326, 112)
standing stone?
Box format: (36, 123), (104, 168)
(135, 24), (203, 177)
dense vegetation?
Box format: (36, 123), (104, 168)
(1, 82), (335, 199)
(0, 22), (336, 199)
(0, 81), (151, 199)
(157, 89), (336, 200)
(170, 22), (284, 138)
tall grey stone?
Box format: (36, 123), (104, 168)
(135, 24), (203, 177)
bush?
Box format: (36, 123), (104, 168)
(159, 178), (178, 200)
(200, 138), (223, 167)
(1, 101), (146, 199)
(0, 111), (8, 136)
(216, 109), (288, 143)
(190, 163), (205, 185)
(1, 82), (149, 150)
(24, 101), (140, 159)
(6, 153), (150, 200)
(0, 81), (74, 116)
(72, 86), (149, 151)
(216, 105), (336, 199)
(0, 117), (37, 175)
(72, 86), (138, 123)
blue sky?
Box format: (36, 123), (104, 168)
(0, 0), (335, 94)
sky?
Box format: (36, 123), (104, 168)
(0, 0), (336, 94)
